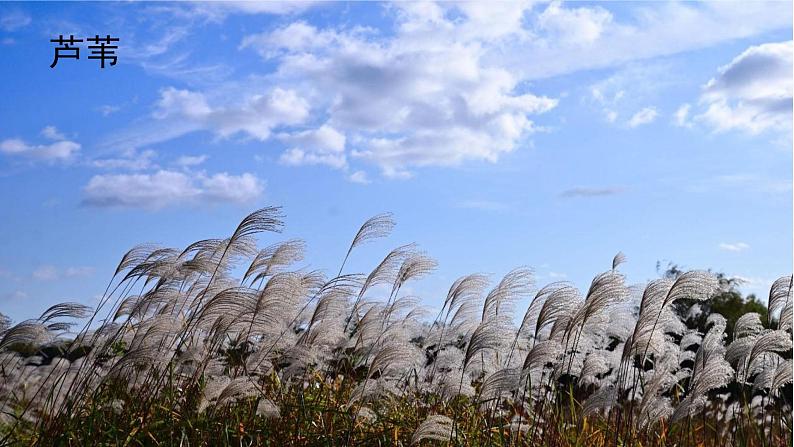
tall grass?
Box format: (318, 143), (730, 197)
(0, 207), (791, 446)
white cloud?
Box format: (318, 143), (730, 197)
(560, 186), (625, 198)
(506, 2), (792, 80)
(200, 172), (263, 203)
(98, 105), (121, 116)
(116, 24), (233, 84)
(32, 265), (58, 281)
(673, 104), (692, 128)
(82, 170), (263, 209)
(0, 10), (31, 32)
(175, 154), (208, 167)
(278, 125), (346, 152)
(242, 12), (557, 177)
(108, 1), (790, 179)
(153, 87), (212, 120)
(704, 42), (792, 102)
(64, 266), (95, 277)
(1, 290), (27, 301)
(627, 107), (658, 128)
(108, 6), (561, 179)
(92, 149), (157, 171)
(589, 62), (678, 125)
(452, 1), (533, 41)
(590, 83), (624, 123)
(84, 170), (197, 208)
(277, 124), (347, 169)
(0, 128), (80, 163)
(280, 148), (347, 170)
(175, 155), (209, 168)
(537, 2), (613, 45)
(240, 21), (336, 56)
(719, 242), (750, 252)
(41, 126), (66, 141)
(166, 1), (317, 23)
(150, 86), (310, 142)
(32, 265), (94, 281)
(695, 41), (792, 135)
(348, 170), (370, 184)
(242, 2), (785, 178)
(104, 85), (311, 152)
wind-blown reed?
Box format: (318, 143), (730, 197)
(0, 208), (790, 446)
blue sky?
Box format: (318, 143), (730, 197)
(0, 1), (791, 322)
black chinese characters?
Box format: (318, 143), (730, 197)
(50, 34), (119, 68)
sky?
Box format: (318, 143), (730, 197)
(0, 1), (791, 323)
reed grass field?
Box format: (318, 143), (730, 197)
(0, 207), (790, 446)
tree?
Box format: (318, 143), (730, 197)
(657, 261), (768, 339)
(0, 312), (9, 333)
